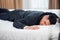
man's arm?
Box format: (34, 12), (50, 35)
(13, 19), (26, 29)
(13, 19), (39, 30)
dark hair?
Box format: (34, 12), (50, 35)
(39, 12), (59, 24)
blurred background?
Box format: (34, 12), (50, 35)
(0, 0), (60, 9)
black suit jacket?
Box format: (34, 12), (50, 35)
(0, 8), (44, 29)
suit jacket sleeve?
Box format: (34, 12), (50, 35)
(13, 19), (26, 29)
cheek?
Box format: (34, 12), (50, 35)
(46, 20), (50, 25)
(39, 20), (42, 25)
(40, 20), (44, 25)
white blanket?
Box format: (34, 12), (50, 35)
(0, 20), (59, 40)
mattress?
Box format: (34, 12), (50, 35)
(0, 20), (59, 40)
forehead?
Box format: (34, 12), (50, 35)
(43, 15), (49, 18)
(44, 15), (49, 17)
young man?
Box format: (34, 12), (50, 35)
(0, 8), (59, 30)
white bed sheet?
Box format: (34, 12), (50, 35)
(0, 20), (59, 40)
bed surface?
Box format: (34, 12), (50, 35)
(0, 20), (59, 40)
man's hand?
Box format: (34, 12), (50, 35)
(24, 25), (40, 30)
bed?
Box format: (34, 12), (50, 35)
(0, 9), (60, 40)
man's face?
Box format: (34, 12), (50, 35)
(39, 15), (50, 25)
